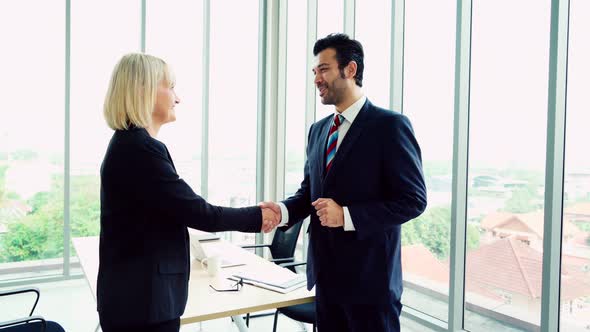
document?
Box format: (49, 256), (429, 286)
(230, 266), (307, 293)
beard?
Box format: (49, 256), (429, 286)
(320, 85), (346, 105)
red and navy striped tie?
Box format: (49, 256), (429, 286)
(325, 114), (343, 172)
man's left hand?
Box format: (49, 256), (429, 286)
(312, 198), (344, 227)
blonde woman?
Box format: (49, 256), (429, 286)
(98, 53), (279, 332)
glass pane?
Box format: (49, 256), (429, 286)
(317, 0), (344, 39)
(208, 0), (259, 245)
(285, 0), (308, 262)
(401, 0), (455, 322)
(465, 1), (550, 330)
(70, 0), (140, 261)
(354, 0), (391, 108)
(146, 0), (203, 193)
(561, 1), (590, 330)
(315, 0), (344, 120)
(0, 1), (65, 281)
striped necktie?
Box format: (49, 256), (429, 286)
(325, 114), (344, 172)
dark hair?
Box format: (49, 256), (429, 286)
(313, 33), (364, 87)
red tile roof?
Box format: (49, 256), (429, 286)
(402, 240), (590, 302)
(467, 238), (543, 298)
(402, 244), (448, 285)
(570, 232), (590, 247)
(467, 238), (590, 301)
(480, 211), (579, 239)
(565, 202), (590, 216)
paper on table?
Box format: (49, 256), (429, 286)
(232, 265), (306, 289)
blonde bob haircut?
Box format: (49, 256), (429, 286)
(104, 53), (173, 130)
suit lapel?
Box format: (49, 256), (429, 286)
(323, 100), (371, 181)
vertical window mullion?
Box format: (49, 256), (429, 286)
(449, 0), (473, 330)
(63, 0), (72, 277)
(301, 0), (318, 262)
(343, 0), (355, 37)
(541, 0), (570, 330)
(276, 0), (288, 201)
(201, 0), (210, 200)
(390, 0), (404, 113)
(255, 0), (269, 251)
(141, 0), (146, 52)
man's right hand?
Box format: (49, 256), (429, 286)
(259, 201), (282, 233)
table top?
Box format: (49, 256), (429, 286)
(72, 234), (315, 324)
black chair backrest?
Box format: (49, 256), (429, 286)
(268, 222), (304, 260)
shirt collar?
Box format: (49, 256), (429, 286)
(337, 95), (366, 125)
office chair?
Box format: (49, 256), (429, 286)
(239, 222), (305, 326)
(241, 221), (304, 268)
(0, 287), (65, 332)
(272, 260), (316, 332)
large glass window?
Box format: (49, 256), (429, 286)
(315, 0), (344, 120)
(354, 0), (391, 108)
(402, 0), (455, 323)
(208, 0), (259, 245)
(284, 0), (308, 199)
(465, 1), (550, 330)
(70, 0), (140, 262)
(284, 0), (308, 262)
(146, 0), (203, 193)
(0, 1), (65, 281)
(561, 1), (590, 330)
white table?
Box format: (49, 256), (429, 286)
(72, 236), (314, 331)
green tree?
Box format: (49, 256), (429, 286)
(0, 174), (101, 263)
(402, 206), (480, 259)
(573, 221), (590, 233)
(504, 185), (539, 213)
(10, 149), (38, 161)
(0, 194), (64, 262)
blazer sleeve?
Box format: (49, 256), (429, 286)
(347, 114), (427, 240)
(136, 139), (261, 233)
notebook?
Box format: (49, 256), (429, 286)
(230, 266), (307, 293)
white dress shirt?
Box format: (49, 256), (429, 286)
(277, 95), (367, 231)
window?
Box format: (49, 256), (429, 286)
(465, 1), (550, 329)
(354, 0), (391, 108)
(315, 0), (344, 120)
(284, 0), (309, 262)
(284, 0), (308, 199)
(208, 0), (259, 245)
(70, 0), (140, 254)
(402, 0), (456, 322)
(560, 1), (590, 330)
(146, 0), (203, 193)
(0, 1), (65, 280)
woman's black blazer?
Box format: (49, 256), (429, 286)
(97, 127), (261, 326)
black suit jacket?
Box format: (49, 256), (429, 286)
(97, 127), (261, 326)
(282, 100), (427, 305)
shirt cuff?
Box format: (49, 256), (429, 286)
(343, 206), (355, 231)
(277, 202), (289, 227)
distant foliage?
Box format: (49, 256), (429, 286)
(402, 206), (480, 260)
(0, 175), (100, 263)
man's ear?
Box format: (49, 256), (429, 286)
(346, 61), (358, 80)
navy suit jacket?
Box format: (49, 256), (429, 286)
(97, 127), (261, 326)
(282, 99), (427, 305)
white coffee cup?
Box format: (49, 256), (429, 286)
(201, 256), (221, 277)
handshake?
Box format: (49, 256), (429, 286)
(258, 198), (345, 233)
(259, 201), (282, 233)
